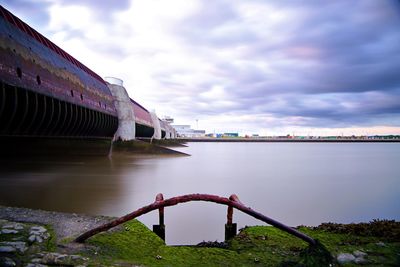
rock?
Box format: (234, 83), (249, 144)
(376, 241), (385, 247)
(2, 223), (24, 230)
(28, 226), (49, 244)
(30, 226), (47, 234)
(26, 264), (47, 267)
(31, 258), (42, 263)
(0, 241), (27, 253)
(353, 250), (367, 258)
(354, 257), (368, 264)
(28, 235), (36, 243)
(0, 257), (16, 267)
(337, 253), (355, 264)
(0, 246), (16, 253)
(1, 229), (19, 234)
(36, 252), (88, 265)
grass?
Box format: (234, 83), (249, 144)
(87, 220), (400, 266)
(2, 217), (399, 266)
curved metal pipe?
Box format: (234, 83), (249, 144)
(75, 193), (316, 245)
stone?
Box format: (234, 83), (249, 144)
(29, 235), (36, 242)
(26, 264), (47, 267)
(35, 236), (43, 243)
(30, 226), (47, 234)
(353, 250), (367, 258)
(354, 257), (368, 264)
(2, 223), (24, 230)
(0, 246), (16, 253)
(0, 257), (16, 267)
(31, 258), (42, 263)
(28, 226), (49, 244)
(14, 224), (24, 230)
(1, 229), (19, 234)
(0, 241), (27, 253)
(337, 253), (355, 264)
(376, 241), (385, 247)
(37, 252), (88, 265)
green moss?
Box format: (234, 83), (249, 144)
(43, 225), (57, 252)
(88, 221), (330, 266)
(84, 220), (400, 266)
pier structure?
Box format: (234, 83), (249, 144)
(105, 77), (135, 141)
(0, 5), (176, 153)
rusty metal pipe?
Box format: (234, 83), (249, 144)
(75, 194), (316, 245)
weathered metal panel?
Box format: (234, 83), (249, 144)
(131, 98), (153, 128)
(0, 5), (117, 116)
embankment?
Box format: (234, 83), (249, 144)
(0, 206), (399, 266)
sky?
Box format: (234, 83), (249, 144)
(2, 0), (400, 136)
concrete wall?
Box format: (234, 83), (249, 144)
(106, 78), (136, 141)
(150, 111), (162, 140)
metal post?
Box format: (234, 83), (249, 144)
(152, 193), (165, 241)
(225, 194), (238, 241)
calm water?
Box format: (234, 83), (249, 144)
(0, 142), (399, 245)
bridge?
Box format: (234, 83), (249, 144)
(0, 5), (175, 154)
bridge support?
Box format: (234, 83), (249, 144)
(150, 111), (162, 140)
(105, 77), (136, 141)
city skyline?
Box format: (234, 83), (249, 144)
(3, 0), (400, 136)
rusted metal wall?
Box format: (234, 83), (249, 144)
(131, 98), (155, 138)
(0, 5), (118, 138)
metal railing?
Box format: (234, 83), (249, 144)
(75, 193), (316, 245)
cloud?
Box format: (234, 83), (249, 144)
(2, 0), (400, 135)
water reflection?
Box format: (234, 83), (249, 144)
(0, 143), (399, 245)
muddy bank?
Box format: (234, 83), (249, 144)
(0, 206), (399, 266)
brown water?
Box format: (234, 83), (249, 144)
(0, 142), (399, 245)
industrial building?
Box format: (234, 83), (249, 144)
(172, 125), (205, 138)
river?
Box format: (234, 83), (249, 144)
(0, 142), (399, 245)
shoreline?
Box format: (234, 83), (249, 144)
(0, 205), (399, 266)
(180, 137), (400, 143)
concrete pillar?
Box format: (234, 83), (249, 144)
(150, 111), (161, 140)
(165, 124), (172, 139)
(105, 77), (135, 141)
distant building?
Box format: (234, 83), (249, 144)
(223, 133), (239, 137)
(172, 125), (206, 137)
(162, 116), (174, 124)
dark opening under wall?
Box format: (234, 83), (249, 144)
(0, 81), (118, 138)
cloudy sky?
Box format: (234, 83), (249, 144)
(3, 0), (400, 136)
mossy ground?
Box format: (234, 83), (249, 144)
(1, 215), (399, 266)
(86, 220), (400, 266)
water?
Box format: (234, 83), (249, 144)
(0, 142), (399, 245)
